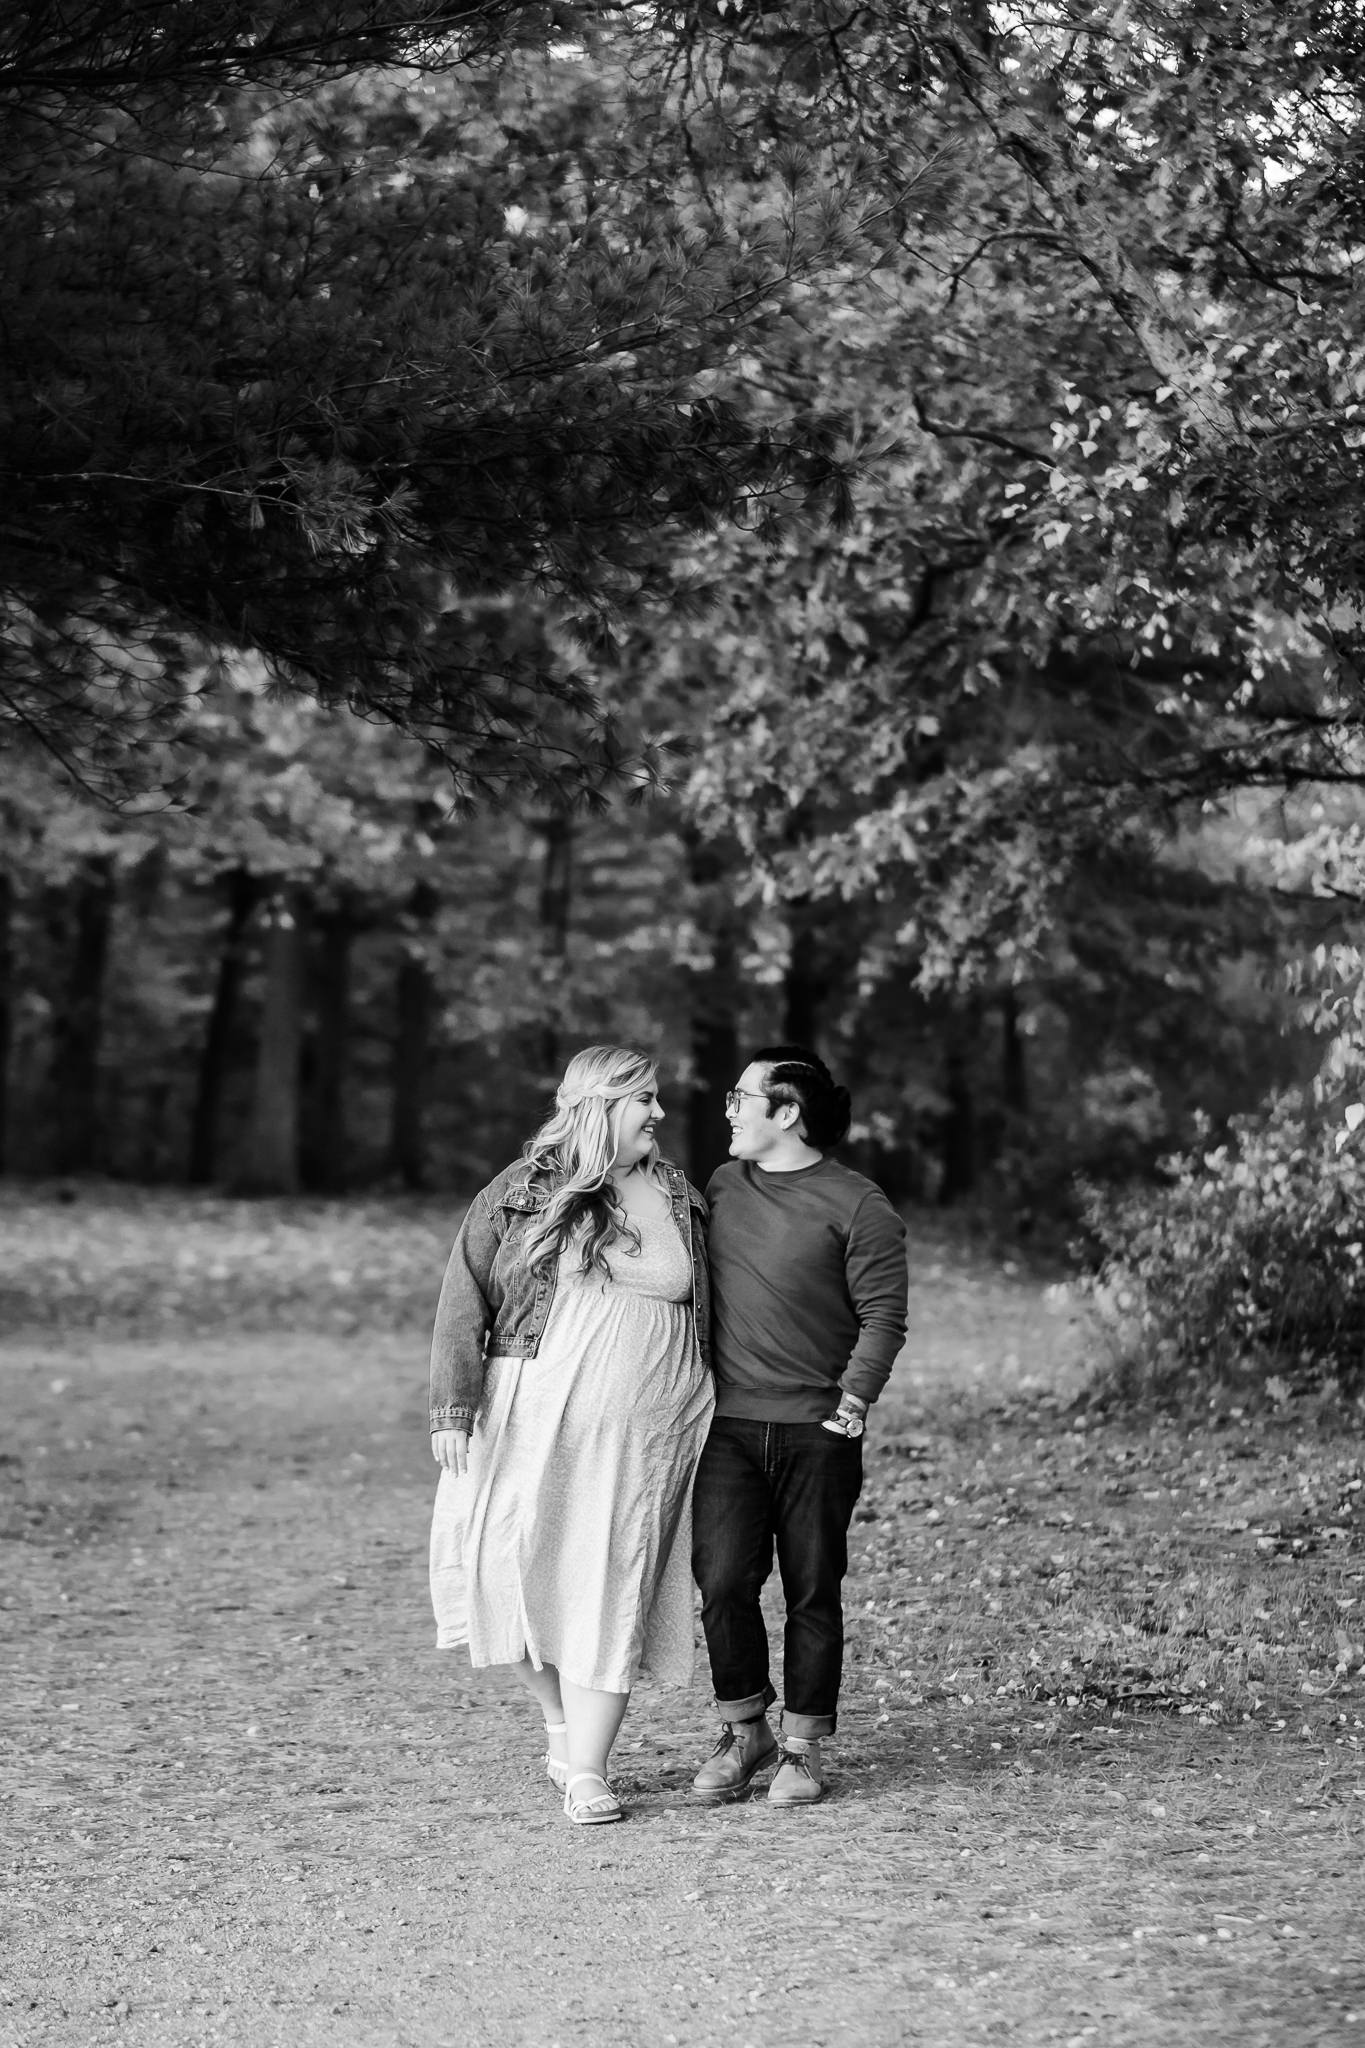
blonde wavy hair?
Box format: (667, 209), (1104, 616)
(520, 1045), (662, 1278)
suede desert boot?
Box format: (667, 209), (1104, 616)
(690, 1716), (779, 1802)
(767, 1736), (824, 1806)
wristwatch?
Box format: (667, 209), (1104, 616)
(821, 1399), (866, 1439)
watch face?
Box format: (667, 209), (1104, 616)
(827, 1410), (864, 1437)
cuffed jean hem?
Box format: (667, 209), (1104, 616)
(781, 1708), (835, 1740)
(715, 1683), (777, 1723)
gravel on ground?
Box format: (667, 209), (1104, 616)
(3, 1221), (1363, 2047)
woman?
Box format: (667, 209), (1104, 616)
(428, 1045), (713, 1824)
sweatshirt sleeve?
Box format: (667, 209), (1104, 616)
(839, 1189), (909, 1405)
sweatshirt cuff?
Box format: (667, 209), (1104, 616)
(840, 1366), (888, 1406)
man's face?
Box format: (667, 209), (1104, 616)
(725, 1061), (787, 1162)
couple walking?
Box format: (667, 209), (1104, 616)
(428, 1042), (908, 1823)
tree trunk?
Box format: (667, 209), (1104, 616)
(535, 810), (573, 1075)
(188, 869), (260, 1185)
(235, 884), (306, 1196)
(46, 854), (114, 1175)
(302, 897), (353, 1192)
(389, 880), (436, 1192)
(783, 903), (825, 1048)
(938, 1038), (977, 1206)
(0, 872), (12, 1174)
(684, 830), (742, 1185)
(135, 1082), (172, 1182)
(1001, 988), (1029, 1117)
(689, 993), (738, 1187)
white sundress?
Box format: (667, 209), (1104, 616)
(429, 1201), (715, 1692)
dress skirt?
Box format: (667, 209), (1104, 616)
(429, 1205), (714, 1692)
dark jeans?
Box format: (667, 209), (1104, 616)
(691, 1415), (863, 1740)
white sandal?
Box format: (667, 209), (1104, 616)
(563, 1772), (622, 1825)
(544, 1721), (568, 1791)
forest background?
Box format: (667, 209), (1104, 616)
(7, 0), (1365, 1365)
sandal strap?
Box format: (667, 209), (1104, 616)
(564, 1772), (620, 1819)
(565, 1771), (614, 1797)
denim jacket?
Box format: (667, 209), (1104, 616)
(429, 1157), (711, 1432)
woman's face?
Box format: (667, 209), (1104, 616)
(612, 1079), (664, 1169)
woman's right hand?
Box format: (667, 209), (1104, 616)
(432, 1428), (470, 1476)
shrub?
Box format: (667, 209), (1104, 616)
(1079, 1092), (1365, 1401)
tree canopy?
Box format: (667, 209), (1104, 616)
(11, 0), (1365, 802)
(7, 0), (1365, 1201)
(1, 0), (858, 798)
(666, 1), (1365, 674)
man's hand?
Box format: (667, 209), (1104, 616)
(822, 1393), (868, 1438)
(432, 1427), (470, 1476)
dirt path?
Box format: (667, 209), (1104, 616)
(3, 1244), (1362, 2047)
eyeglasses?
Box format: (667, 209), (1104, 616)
(725, 1088), (770, 1114)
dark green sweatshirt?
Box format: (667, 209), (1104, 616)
(705, 1157), (908, 1422)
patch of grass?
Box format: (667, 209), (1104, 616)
(842, 1405), (1365, 1733)
(0, 1181), (461, 1335)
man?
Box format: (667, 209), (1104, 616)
(691, 1045), (908, 1806)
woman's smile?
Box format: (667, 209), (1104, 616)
(614, 1088), (663, 1165)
